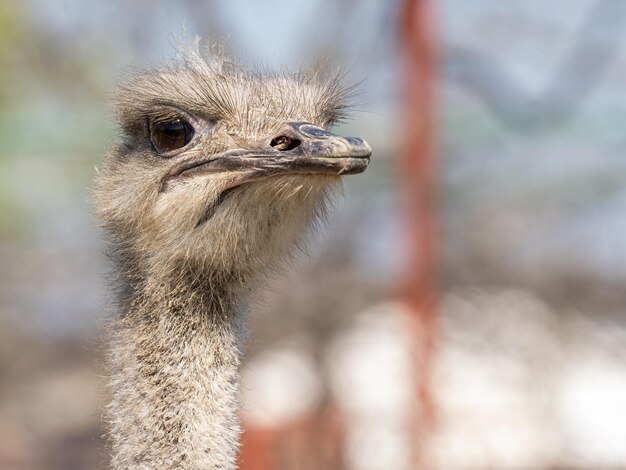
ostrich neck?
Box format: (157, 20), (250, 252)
(108, 269), (248, 470)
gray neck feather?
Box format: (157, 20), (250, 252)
(108, 269), (248, 470)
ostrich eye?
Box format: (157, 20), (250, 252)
(150, 119), (194, 153)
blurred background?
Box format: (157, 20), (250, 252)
(1, 0), (626, 468)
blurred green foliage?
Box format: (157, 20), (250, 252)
(0, 1), (25, 105)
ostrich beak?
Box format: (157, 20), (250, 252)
(166, 122), (371, 183)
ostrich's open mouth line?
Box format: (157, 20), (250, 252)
(162, 152), (370, 193)
(166, 150), (370, 181)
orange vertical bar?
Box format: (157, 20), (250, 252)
(239, 425), (276, 470)
(399, 0), (439, 468)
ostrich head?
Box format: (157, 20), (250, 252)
(95, 48), (371, 283)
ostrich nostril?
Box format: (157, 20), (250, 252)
(270, 135), (301, 152)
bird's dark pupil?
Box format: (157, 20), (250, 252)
(151, 120), (194, 153)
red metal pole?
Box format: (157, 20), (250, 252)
(239, 425), (276, 470)
(399, 0), (439, 467)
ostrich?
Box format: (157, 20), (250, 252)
(94, 46), (371, 469)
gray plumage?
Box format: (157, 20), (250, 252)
(94, 43), (370, 469)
